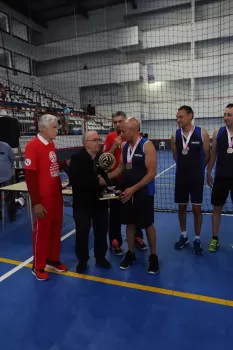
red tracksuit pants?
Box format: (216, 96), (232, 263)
(32, 194), (63, 270)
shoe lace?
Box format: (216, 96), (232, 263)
(209, 239), (217, 249)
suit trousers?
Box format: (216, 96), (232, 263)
(74, 204), (108, 263)
(109, 198), (143, 246)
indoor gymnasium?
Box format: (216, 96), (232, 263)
(0, 0), (233, 349)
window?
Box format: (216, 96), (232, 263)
(14, 53), (30, 74)
(0, 47), (12, 68)
(12, 18), (28, 42)
(0, 12), (10, 33)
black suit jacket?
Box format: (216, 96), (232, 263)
(69, 147), (106, 210)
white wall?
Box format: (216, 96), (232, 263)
(36, 26), (139, 61)
(0, 0), (232, 138)
(195, 37), (233, 58)
(38, 75), (81, 107)
(196, 0), (233, 21)
(129, 7), (192, 31)
(44, 4), (127, 43)
(31, 0), (233, 122)
(96, 102), (142, 120)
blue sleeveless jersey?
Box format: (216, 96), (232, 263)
(175, 126), (205, 178)
(216, 126), (233, 178)
(122, 137), (155, 196)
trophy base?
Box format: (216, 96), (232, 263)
(98, 187), (121, 201)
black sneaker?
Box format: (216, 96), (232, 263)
(148, 254), (159, 274)
(193, 239), (204, 256)
(96, 258), (112, 269)
(76, 262), (88, 274)
(8, 215), (16, 222)
(174, 235), (189, 250)
(120, 251), (136, 270)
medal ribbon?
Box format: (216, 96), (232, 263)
(127, 137), (142, 163)
(181, 126), (195, 151)
(226, 127), (233, 149)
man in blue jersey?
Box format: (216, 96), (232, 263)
(171, 106), (210, 255)
(0, 141), (16, 221)
(207, 104), (233, 252)
(109, 117), (159, 274)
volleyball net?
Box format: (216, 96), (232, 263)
(0, 0), (232, 212)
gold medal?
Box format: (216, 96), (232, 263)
(227, 148), (233, 154)
(126, 163), (132, 169)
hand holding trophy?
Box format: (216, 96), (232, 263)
(95, 153), (120, 200)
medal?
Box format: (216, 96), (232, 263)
(126, 136), (142, 166)
(182, 148), (188, 155)
(181, 126), (195, 156)
(226, 127), (233, 154)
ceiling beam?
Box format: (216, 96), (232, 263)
(41, 5), (88, 22)
(35, 0), (88, 18)
(2, 0), (47, 27)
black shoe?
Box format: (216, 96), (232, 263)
(120, 251), (136, 270)
(96, 258), (112, 269)
(148, 254), (159, 274)
(76, 262), (87, 274)
(9, 216), (16, 222)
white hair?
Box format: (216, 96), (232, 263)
(38, 114), (57, 132)
(82, 130), (98, 144)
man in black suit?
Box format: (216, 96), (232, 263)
(69, 130), (111, 274)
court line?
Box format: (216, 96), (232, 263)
(0, 229), (75, 283)
(155, 164), (176, 179)
(0, 256), (232, 307)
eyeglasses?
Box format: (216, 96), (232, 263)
(86, 138), (102, 142)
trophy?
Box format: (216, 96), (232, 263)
(95, 153), (120, 200)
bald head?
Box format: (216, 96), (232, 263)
(125, 117), (140, 132)
(122, 117), (140, 143)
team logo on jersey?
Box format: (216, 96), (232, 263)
(24, 158), (31, 166)
(49, 151), (57, 163)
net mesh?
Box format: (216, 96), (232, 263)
(0, 0), (233, 212)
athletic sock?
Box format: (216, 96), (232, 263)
(181, 231), (187, 238)
(194, 236), (200, 241)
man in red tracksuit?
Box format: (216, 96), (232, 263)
(24, 114), (67, 281)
